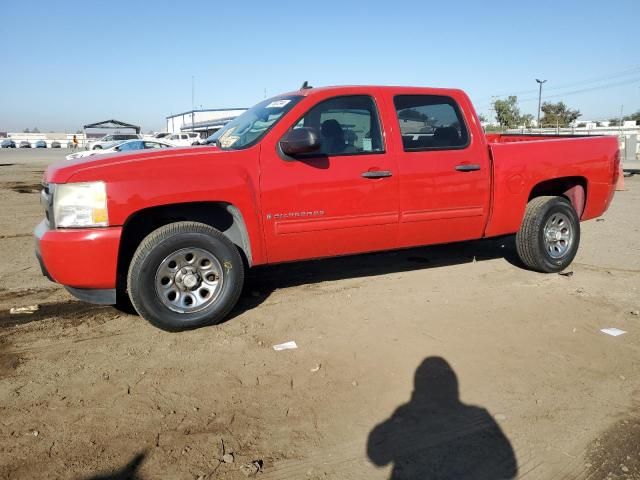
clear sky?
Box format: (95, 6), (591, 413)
(1, 0), (639, 132)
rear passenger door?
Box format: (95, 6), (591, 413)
(393, 94), (491, 247)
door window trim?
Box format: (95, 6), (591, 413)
(278, 94), (387, 161)
(393, 94), (471, 152)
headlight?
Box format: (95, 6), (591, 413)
(53, 182), (108, 228)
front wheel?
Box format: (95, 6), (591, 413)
(516, 196), (580, 273)
(127, 222), (244, 331)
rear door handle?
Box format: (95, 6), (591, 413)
(361, 170), (393, 179)
(455, 164), (481, 172)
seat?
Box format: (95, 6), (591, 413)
(320, 119), (346, 154)
(433, 127), (460, 148)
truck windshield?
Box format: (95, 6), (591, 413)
(204, 95), (302, 150)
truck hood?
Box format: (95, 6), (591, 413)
(46, 146), (225, 183)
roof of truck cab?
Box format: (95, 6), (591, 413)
(280, 85), (467, 97)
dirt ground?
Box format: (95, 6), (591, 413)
(1, 149), (639, 480)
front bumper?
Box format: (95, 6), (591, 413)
(34, 220), (122, 302)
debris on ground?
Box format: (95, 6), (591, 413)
(9, 305), (39, 315)
(559, 271), (574, 277)
(630, 310), (639, 316)
(310, 364), (321, 373)
(273, 341), (298, 351)
(240, 461), (263, 477)
(600, 328), (627, 337)
(222, 453), (234, 464)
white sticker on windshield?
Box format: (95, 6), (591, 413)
(266, 99), (291, 109)
(362, 138), (372, 151)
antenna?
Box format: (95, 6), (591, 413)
(300, 81), (312, 90)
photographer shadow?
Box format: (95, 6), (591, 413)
(367, 357), (517, 479)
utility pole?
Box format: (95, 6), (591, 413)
(536, 79), (547, 129)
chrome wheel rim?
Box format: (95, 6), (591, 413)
(543, 212), (573, 259)
(154, 247), (224, 314)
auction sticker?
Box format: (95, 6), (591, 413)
(266, 99), (291, 109)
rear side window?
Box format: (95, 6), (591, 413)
(394, 95), (469, 151)
(291, 95), (384, 156)
(119, 141), (144, 151)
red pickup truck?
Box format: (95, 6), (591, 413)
(35, 85), (619, 330)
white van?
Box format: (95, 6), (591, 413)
(166, 132), (201, 146)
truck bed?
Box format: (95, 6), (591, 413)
(486, 133), (595, 144)
(483, 134), (619, 238)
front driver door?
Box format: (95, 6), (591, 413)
(259, 94), (399, 263)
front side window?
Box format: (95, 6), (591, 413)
(291, 95), (384, 156)
(204, 95), (302, 150)
(144, 141), (171, 149)
(394, 95), (469, 151)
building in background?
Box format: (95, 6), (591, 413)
(166, 108), (247, 138)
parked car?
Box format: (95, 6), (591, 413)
(35, 85), (619, 331)
(51, 141), (62, 148)
(165, 132), (200, 146)
(153, 132), (172, 139)
(33, 140), (47, 148)
(19, 141), (31, 148)
(66, 139), (174, 160)
(1, 139), (16, 148)
(86, 134), (141, 150)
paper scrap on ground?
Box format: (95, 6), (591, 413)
(273, 341), (298, 351)
(9, 305), (39, 315)
(600, 327), (627, 337)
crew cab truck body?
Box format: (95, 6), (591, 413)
(35, 85), (619, 330)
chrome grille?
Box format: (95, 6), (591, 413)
(41, 182), (55, 227)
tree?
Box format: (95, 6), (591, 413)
(478, 113), (488, 123)
(540, 102), (581, 127)
(620, 111), (640, 125)
(23, 128), (30, 133)
(32, 127), (40, 133)
(521, 113), (534, 128)
(493, 96), (522, 128)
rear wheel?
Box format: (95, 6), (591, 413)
(127, 222), (244, 331)
(516, 196), (580, 273)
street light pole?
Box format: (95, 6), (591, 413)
(191, 75), (195, 133)
(536, 79), (547, 129)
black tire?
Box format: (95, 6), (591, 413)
(516, 196), (580, 273)
(127, 221), (244, 331)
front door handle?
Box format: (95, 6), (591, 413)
(455, 164), (481, 172)
(361, 170), (393, 179)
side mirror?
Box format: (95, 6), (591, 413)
(114, 145), (121, 151)
(279, 127), (321, 157)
